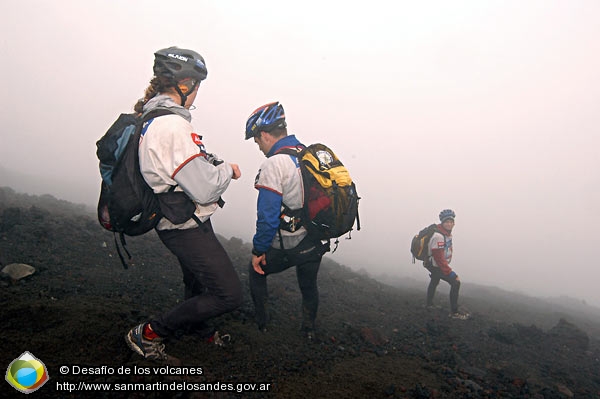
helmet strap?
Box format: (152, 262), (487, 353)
(174, 80), (199, 107)
(174, 85), (187, 106)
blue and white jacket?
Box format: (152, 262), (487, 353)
(252, 135), (306, 253)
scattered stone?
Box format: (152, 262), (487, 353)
(1, 263), (36, 281)
(360, 327), (388, 346)
(412, 383), (430, 399)
(461, 365), (487, 379)
(555, 383), (574, 398)
(375, 349), (388, 357)
(512, 378), (526, 388)
(463, 379), (483, 392)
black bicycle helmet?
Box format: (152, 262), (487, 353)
(153, 46), (208, 83)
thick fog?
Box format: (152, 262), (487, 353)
(1, 1), (599, 306)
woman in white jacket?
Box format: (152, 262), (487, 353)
(125, 47), (242, 361)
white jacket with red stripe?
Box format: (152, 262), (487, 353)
(138, 95), (234, 230)
(427, 225), (455, 277)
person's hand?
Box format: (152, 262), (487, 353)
(252, 254), (266, 275)
(230, 163), (241, 180)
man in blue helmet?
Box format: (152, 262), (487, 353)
(425, 209), (469, 319)
(244, 101), (329, 339)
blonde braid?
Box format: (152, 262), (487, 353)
(133, 76), (175, 113)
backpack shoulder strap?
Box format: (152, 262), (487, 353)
(131, 108), (176, 142)
(274, 145), (305, 157)
(432, 224), (447, 240)
(141, 107), (176, 122)
(271, 145), (306, 248)
(426, 224), (447, 258)
(428, 223), (441, 241)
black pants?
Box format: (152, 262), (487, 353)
(248, 235), (326, 331)
(426, 266), (461, 313)
(150, 220), (242, 337)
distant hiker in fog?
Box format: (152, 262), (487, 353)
(244, 102), (329, 340)
(125, 47), (243, 361)
(424, 209), (469, 319)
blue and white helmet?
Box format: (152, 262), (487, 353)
(245, 102), (287, 140)
(439, 209), (456, 222)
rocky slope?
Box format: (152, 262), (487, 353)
(1, 187), (599, 398)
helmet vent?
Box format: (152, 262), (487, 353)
(165, 62), (182, 71)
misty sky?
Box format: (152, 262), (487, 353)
(1, 1), (599, 306)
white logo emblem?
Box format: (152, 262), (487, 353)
(316, 150), (334, 169)
(167, 53), (188, 62)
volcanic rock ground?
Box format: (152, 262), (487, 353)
(1, 187), (599, 398)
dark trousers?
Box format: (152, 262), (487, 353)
(249, 236), (326, 331)
(426, 266), (461, 313)
(151, 220), (242, 337)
